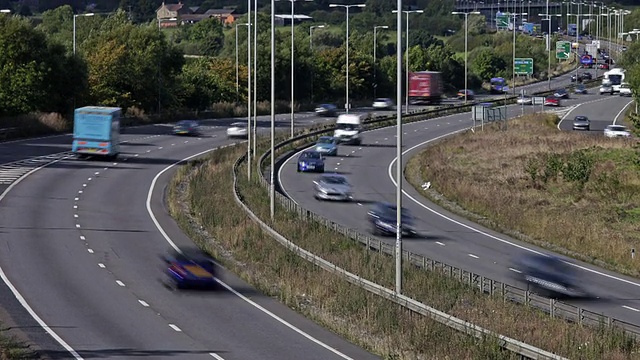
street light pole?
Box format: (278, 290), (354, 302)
(452, 11), (480, 104)
(511, 12), (527, 96)
(393, 9), (423, 114)
(73, 13), (94, 55)
(373, 25), (389, 99)
(330, 3), (367, 114)
(270, 0), (276, 220)
(235, 23), (249, 103)
(395, 0), (403, 296)
(539, 10), (561, 90)
(247, 0), (252, 180)
(253, 0), (258, 158)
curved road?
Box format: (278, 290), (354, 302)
(279, 92), (640, 328)
(0, 113), (379, 359)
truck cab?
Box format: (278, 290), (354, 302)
(333, 114), (363, 145)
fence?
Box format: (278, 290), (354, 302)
(254, 86), (640, 339)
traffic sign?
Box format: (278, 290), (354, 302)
(556, 41), (571, 59)
(496, 14), (509, 29)
(514, 58), (534, 75)
(626, 35), (632, 42)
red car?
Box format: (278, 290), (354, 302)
(599, 63), (610, 70)
(544, 96), (560, 106)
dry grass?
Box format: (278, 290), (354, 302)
(167, 133), (640, 359)
(406, 113), (640, 277)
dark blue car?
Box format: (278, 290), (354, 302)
(162, 248), (218, 290)
(297, 150), (325, 173)
(367, 202), (416, 237)
(513, 253), (587, 298)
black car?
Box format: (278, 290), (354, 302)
(554, 88), (569, 99)
(581, 72), (592, 81)
(367, 202), (416, 237)
(173, 120), (200, 136)
(315, 104), (338, 117)
(513, 253), (586, 298)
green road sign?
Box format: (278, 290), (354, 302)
(514, 58), (534, 75)
(496, 14), (509, 29)
(556, 41), (571, 59)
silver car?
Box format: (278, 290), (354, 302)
(313, 174), (352, 201)
(572, 116), (590, 131)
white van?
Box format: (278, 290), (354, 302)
(333, 114), (364, 145)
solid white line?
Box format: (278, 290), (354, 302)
(508, 268), (522, 274)
(168, 324), (182, 332)
(623, 305), (640, 312)
(435, 241), (445, 246)
(146, 147), (355, 360)
(388, 123), (640, 290)
(210, 353), (225, 360)
(468, 254), (479, 259)
(556, 96), (622, 130)
(613, 99), (634, 125)
(0, 156), (83, 359)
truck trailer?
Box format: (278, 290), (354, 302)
(408, 71), (443, 104)
(72, 106), (121, 159)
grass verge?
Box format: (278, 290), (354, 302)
(405, 113), (640, 278)
(167, 133), (639, 359)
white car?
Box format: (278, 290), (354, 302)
(600, 84), (613, 95)
(226, 122), (248, 138)
(372, 98), (394, 110)
(604, 125), (631, 138)
(516, 95), (532, 105)
(619, 83), (632, 97)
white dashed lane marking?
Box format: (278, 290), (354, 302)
(116, 280), (125, 287)
(623, 305), (640, 312)
(468, 254), (479, 259)
(138, 300), (149, 307)
(98, 263), (106, 268)
(169, 324), (182, 332)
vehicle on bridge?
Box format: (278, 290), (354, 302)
(72, 106), (121, 159)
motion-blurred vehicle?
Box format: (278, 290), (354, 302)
(333, 114), (363, 145)
(516, 95), (533, 105)
(173, 120), (200, 136)
(314, 136), (339, 156)
(162, 248), (217, 290)
(409, 71), (444, 104)
(574, 84), (588, 94)
(619, 83), (632, 97)
(553, 88), (569, 99)
(604, 124), (631, 138)
(572, 116), (590, 131)
(456, 89), (475, 100)
(297, 150), (325, 173)
(226, 122), (248, 138)
(372, 98), (394, 110)
(581, 72), (593, 81)
(315, 104), (338, 117)
(367, 202), (416, 237)
(544, 96), (560, 106)
(599, 83), (614, 95)
(599, 63), (610, 70)
(313, 174), (352, 201)
(513, 253), (586, 298)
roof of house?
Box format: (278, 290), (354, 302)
(159, 2), (186, 12)
(204, 9), (235, 16)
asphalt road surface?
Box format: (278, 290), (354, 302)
(279, 91), (640, 330)
(0, 114), (379, 359)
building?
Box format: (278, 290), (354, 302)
(156, 3), (238, 27)
(203, 9), (238, 25)
(275, 14), (313, 26)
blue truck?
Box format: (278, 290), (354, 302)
(568, 24), (577, 37)
(72, 106), (121, 159)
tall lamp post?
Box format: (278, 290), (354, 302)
(392, 9), (424, 114)
(236, 22), (250, 103)
(452, 11), (480, 103)
(510, 12), (527, 96)
(270, 0), (276, 220)
(310, 24), (327, 104)
(247, 0), (253, 180)
(539, 10), (562, 90)
(373, 25), (389, 99)
(253, 0), (258, 159)
(329, 3), (366, 114)
(73, 13), (95, 54)
(394, 0), (403, 295)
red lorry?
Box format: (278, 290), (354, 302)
(408, 71), (443, 104)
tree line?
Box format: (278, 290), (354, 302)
(0, 3), (561, 118)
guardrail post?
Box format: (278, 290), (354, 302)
(550, 299), (555, 318)
(524, 290), (529, 305)
(578, 307), (583, 324)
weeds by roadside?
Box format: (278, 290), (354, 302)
(167, 134), (640, 359)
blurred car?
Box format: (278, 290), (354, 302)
(600, 83), (614, 95)
(599, 63), (610, 70)
(456, 89), (475, 100)
(619, 83), (632, 97)
(173, 120), (200, 136)
(297, 150), (325, 173)
(314, 136), (339, 156)
(372, 98), (394, 110)
(162, 248), (217, 290)
(604, 124), (631, 138)
(544, 96), (560, 106)
(581, 72), (593, 81)
(315, 103), (338, 117)
(574, 84), (588, 94)
(513, 253), (586, 298)
(572, 115), (590, 131)
(553, 88), (569, 99)
(367, 202), (416, 237)
(313, 174), (352, 201)
(226, 122), (248, 138)
(516, 95), (533, 105)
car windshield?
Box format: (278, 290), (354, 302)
(375, 98), (389, 102)
(301, 151), (321, 159)
(176, 121), (191, 127)
(608, 126), (626, 131)
(575, 116), (588, 121)
(336, 123), (357, 131)
(318, 104), (334, 109)
(230, 123), (246, 128)
(321, 176), (348, 185)
(377, 204), (413, 219)
(317, 137), (335, 144)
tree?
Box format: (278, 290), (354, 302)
(471, 47), (508, 81)
(186, 18), (225, 56)
(180, 57), (238, 110)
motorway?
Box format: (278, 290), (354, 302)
(278, 92), (640, 329)
(0, 111), (380, 359)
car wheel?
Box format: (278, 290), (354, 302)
(297, 166), (301, 173)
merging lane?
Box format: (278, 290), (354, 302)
(279, 92), (640, 328)
(0, 115), (378, 359)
